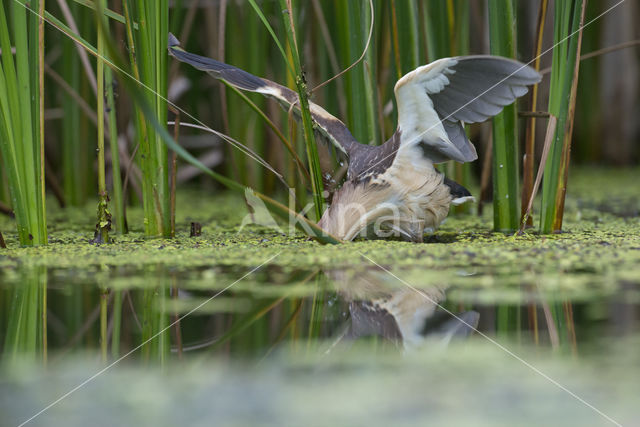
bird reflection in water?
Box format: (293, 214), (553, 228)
(327, 269), (479, 351)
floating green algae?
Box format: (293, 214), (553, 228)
(1, 168), (638, 294)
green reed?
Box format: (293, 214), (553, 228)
(540, 0), (587, 233)
(422, 0), (473, 213)
(2, 267), (47, 363)
(573, 0), (601, 163)
(521, 0), (549, 227)
(0, 156), (8, 204)
(278, 0), (324, 220)
(104, 63), (125, 234)
(110, 290), (123, 358)
(123, 0), (172, 237)
(224, 4), (251, 187)
(100, 287), (108, 361)
(90, 0), (124, 239)
(423, 0), (450, 62)
(98, 4), (125, 235)
(0, 0), (48, 246)
(95, 0), (110, 243)
(333, 0), (380, 146)
(488, 0), (520, 233)
(59, 2), (93, 206)
(141, 274), (170, 364)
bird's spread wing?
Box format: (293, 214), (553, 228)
(393, 55), (541, 163)
(168, 34), (359, 162)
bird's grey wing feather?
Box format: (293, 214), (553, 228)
(168, 33), (359, 160)
(442, 120), (477, 162)
(393, 55), (540, 164)
(431, 56), (541, 124)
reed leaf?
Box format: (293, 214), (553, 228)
(573, 0), (601, 163)
(123, 0), (171, 237)
(452, 0), (470, 56)
(278, 0), (324, 221)
(246, 0), (293, 78)
(224, 82), (310, 184)
(68, 0), (135, 28)
(488, 0), (520, 232)
(440, 1), (474, 212)
(2, 267), (47, 362)
(423, 0), (472, 199)
(521, 0), (549, 226)
(540, 0), (586, 233)
(59, 2), (91, 205)
(362, 0), (381, 145)
(422, 0), (450, 179)
(423, 0), (451, 62)
(335, 0), (379, 145)
(0, 0), (48, 246)
(140, 273), (170, 363)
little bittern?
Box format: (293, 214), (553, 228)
(168, 34), (540, 242)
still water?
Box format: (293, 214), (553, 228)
(1, 168), (639, 426)
(1, 261), (639, 426)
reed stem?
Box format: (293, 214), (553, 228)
(521, 0), (549, 227)
(111, 290), (122, 358)
(279, 0), (324, 220)
(38, 0), (47, 241)
(0, 0), (48, 246)
(552, 0), (587, 232)
(95, 0), (110, 244)
(100, 288), (108, 361)
(540, 0), (587, 233)
(126, 0), (171, 237)
(105, 64), (125, 234)
(488, 0), (520, 232)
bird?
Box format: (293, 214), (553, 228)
(328, 269), (479, 351)
(168, 34), (541, 242)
